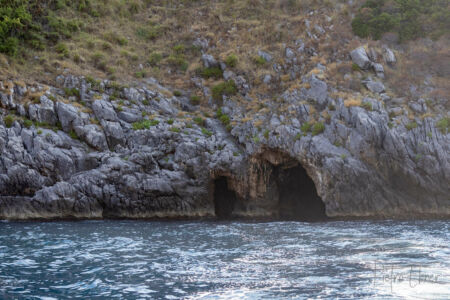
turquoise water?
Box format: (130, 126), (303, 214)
(0, 220), (449, 299)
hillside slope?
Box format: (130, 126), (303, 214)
(0, 0), (449, 219)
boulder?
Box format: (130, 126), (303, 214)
(28, 95), (57, 125)
(56, 102), (83, 132)
(201, 54), (219, 68)
(92, 100), (118, 122)
(350, 47), (371, 69)
(365, 80), (385, 94)
(383, 47), (396, 65)
(74, 124), (109, 150)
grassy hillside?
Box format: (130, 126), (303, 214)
(0, 0), (449, 108)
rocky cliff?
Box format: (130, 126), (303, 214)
(1, 45), (449, 220)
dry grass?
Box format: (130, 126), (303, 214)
(344, 98), (362, 107)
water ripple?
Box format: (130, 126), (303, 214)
(0, 220), (448, 299)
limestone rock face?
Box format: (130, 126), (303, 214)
(0, 75), (449, 220)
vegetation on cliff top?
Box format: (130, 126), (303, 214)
(352, 0), (450, 42)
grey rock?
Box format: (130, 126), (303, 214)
(193, 37), (209, 50)
(74, 124), (108, 150)
(365, 80), (385, 94)
(285, 48), (295, 59)
(383, 47), (396, 65)
(28, 96), (57, 125)
(263, 74), (272, 84)
(101, 120), (125, 148)
(92, 100), (118, 122)
(372, 63), (384, 78)
(56, 102), (83, 132)
(118, 111), (141, 123)
(223, 70), (234, 81)
(350, 47), (371, 70)
(257, 50), (272, 62)
(303, 76), (328, 107)
(201, 54), (219, 68)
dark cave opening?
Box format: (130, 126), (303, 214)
(275, 164), (327, 221)
(213, 177), (237, 219)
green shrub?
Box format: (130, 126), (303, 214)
(55, 42), (69, 57)
(199, 67), (223, 79)
(436, 117), (449, 134)
(312, 122), (325, 136)
(167, 119), (174, 125)
(264, 129), (270, 139)
(193, 116), (205, 126)
(136, 25), (161, 40)
(169, 126), (181, 133)
(219, 114), (230, 126)
(301, 122), (312, 133)
(135, 71), (146, 78)
(148, 52), (162, 66)
(225, 54), (238, 68)
(63, 87), (80, 98)
(132, 119), (159, 130)
(211, 80), (238, 101)
(253, 55), (267, 66)
(172, 44), (185, 54)
(0, 1), (86, 56)
(352, 0), (449, 42)
(69, 130), (78, 139)
(190, 95), (200, 105)
(173, 90), (182, 97)
(4, 114), (15, 128)
(23, 119), (33, 128)
(406, 121), (418, 131)
(201, 127), (212, 137)
(351, 63), (361, 72)
(167, 55), (188, 71)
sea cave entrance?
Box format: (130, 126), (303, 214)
(213, 177), (237, 219)
(273, 163), (327, 221)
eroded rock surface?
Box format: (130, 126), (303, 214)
(0, 73), (449, 220)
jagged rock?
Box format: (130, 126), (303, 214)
(92, 100), (118, 122)
(372, 63), (384, 78)
(409, 101), (427, 114)
(365, 80), (385, 94)
(123, 87), (145, 102)
(74, 124), (108, 151)
(383, 47), (396, 65)
(56, 102), (84, 132)
(118, 111), (141, 123)
(101, 120), (125, 148)
(201, 54), (219, 68)
(1, 74), (449, 220)
(314, 24), (325, 35)
(350, 47), (371, 69)
(193, 37), (209, 50)
(28, 95), (57, 125)
(302, 76), (328, 107)
(368, 48), (378, 61)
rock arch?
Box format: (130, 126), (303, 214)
(249, 149), (327, 221)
